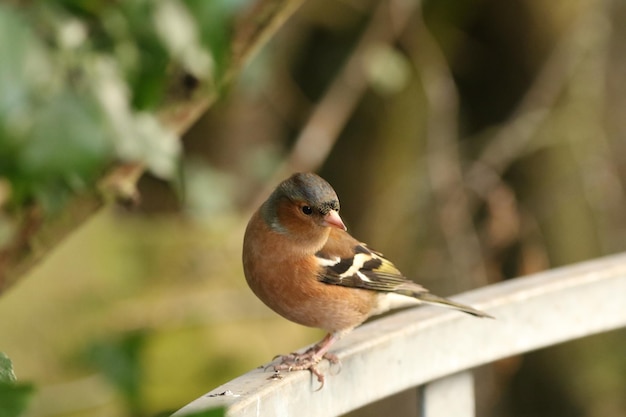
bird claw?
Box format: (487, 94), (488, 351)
(309, 364), (326, 391)
(308, 353), (341, 390)
(270, 349), (341, 389)
(327, 354), (341, 376)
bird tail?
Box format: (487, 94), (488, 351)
(416, 292), (493, 318)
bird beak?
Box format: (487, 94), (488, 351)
(324, 210), (347, 231)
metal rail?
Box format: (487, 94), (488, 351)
(174, 253), (626, 417)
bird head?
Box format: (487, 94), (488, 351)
(262, 173), (347, 238)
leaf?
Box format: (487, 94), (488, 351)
(21, 94), (112, 177)
(184, 0), (245, 82)
(0, 383), (35, 417)
(0, 353), (16, 384)
(84, 330), (148, 415)
(0, 353), (34, 417)
(0, 5), (51, 119)
(15, 92), (114, 211)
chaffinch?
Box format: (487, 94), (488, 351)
(243, 172), (491, 386)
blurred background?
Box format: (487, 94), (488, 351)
(0, 0), (625, 416)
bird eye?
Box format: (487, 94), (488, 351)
(301, 205), (313, 215)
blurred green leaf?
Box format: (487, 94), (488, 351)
(112, 0), (177, 110)
(0, 383), (35, 417)
(7, 92), (113, 211)
(85, 330), (148, 415)
(0, 353), (34, 417)
(0, 353), (16, 384)
(0, 5), (50, 118)
(0, 5), (51, 192)
(184, 0), (247, 84)
(21, 93), (112, 177)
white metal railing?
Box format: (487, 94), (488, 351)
(173, 253), (626, 417)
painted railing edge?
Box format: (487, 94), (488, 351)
(173, 252), (626, 417)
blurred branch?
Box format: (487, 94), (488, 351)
(554, 1), (626, 255)
(403, 13), (488, 288)
(250, 0), (421, 210)
(465, 4), (608, 198)
(231, 0), (307, 73)
(462, 2), (616, 274)
(0, 0), (307, 293)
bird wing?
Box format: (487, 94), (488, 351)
(315, 230), (493, 318)
(315, 233), (426, 295)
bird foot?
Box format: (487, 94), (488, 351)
(271, 347), (340, 390)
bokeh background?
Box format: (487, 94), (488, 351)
(0, 0), (625, 416)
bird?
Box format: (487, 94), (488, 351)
(242, 172), (492, 386)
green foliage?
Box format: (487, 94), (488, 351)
(0, 353), (16, 383)
(0, 353), (35, 417)
(185, 0), (248, 82)
(84, 330), (148, 416)
(0, 0), (242, 212)
(0, 384), (34, 417)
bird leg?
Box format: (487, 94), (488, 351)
(272, 332), (340, 388)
